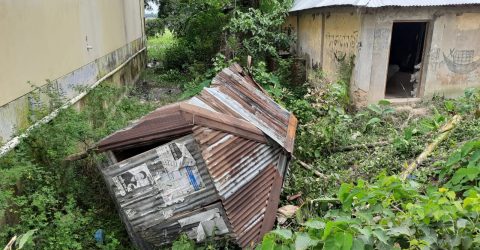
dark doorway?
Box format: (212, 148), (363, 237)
(385, 22), (428, 98)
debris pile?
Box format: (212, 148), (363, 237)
(96, 64), (297, 249)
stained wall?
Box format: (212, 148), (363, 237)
(293, 8), (362, 80)
(357, 7), (480, 104)
(291, 6), (480, 105)
(0, 0), (145, 144)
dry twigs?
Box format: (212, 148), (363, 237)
(400, 115), (462, 180)
(292, 155), (328, 179)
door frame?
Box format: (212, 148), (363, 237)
(383, 20), (433, 99)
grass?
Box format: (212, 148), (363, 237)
(143, 31), (191, 89)
(0, 84), (156, 249)
(141, 68), (189, 89)
(147, 29), (176, 61)
(281, 92), (480, 203)
(143, 31), (210, 99)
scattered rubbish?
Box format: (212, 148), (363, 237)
(410, 63), (422, 97)
(94, 229), (105, 245)
(277, 205), (300, 225)
(147, 59), (161, 68)
(95, 64), (297, 249)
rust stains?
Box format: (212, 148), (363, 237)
(95, 64), (297, 249)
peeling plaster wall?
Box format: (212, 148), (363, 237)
(0, 0), (145, 144)
(423, 11), (480, 97)
(283, 15), (298, 54)
(356, 7), (480, 104)
(294, 8), (362, 80)
(323, 12), (361, 76)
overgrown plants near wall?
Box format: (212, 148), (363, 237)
(0, 84), (155, 249)
(226, 0), (294, 62)
(255, 72), (480, 249)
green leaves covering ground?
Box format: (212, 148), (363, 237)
(2, 0), (480, 248)
(256, 70), (480, 249)
(0, 84), (156, 249)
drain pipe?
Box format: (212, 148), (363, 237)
(0, 47), (146, 158)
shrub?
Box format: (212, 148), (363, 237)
(226, 0), (294, 60)
(145, 18), (164, 37)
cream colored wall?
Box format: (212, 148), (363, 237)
(283, 15), (298, 54)
(294, 8), (361, 80)
(423, 12), (480, 97)
(0, 0), (144, 107)
(322, 12), (361, 77)
(297, 12), (323, 69)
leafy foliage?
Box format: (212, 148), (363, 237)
(145, 18), (164, 37)
(155, 0), (231, 71)
(226, 0), (294, 60)
(260, 172), (480, 249)
(0, 84), (154, 249)
(257, 66), (480, 249)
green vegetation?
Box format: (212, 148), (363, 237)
(1, 84), (155, 249)
(147, 29), (176, 62)
(3, 1), (480, 249)
(256, 71), (480, 249)
(144, 0), (295, 101)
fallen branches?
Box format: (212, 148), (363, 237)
(400, 115), (462, 180)
(332, 140), (391, 152)
(3, 236), (16, 250)
(292, 155), (328, 179)
(63, 147), (96, 163)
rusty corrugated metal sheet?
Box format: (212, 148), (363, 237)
(96, 64), (297, 249)
(192, 126), (284, 199)
(192, 126), (288, 248)
(291, 0), (480, 11)
(224, 165), (283, 248)
(97, 102), (267, 152)
(100, 135), (230, 247)
(188, 64), (297, 153)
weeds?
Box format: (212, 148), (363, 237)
(147, 29), (176, 62)
(258, 64), (480, 249)
(0, 83), (155, 249)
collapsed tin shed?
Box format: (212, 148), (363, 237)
(96, 64), (297, 249)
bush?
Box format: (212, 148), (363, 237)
(145, 18), (164, 37)
(226, 0), (294, 60)
(163, 40), (194, 70)
(0, 84), (154, 249)
(262, 172), (480, 250)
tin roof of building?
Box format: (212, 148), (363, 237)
(291, 0), (480, 12)
(96, 64), (297, 248)
(98, 63), (297, 153)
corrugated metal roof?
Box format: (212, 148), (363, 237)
(223, 164), (283, 248)
(97, 102), (267, 152)
(96, 64), (297, 248)
(291, 0), (480, 11)
(188, 64), (297, 153)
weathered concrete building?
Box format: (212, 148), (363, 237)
(287, 0), (480, 105)
(0, 0), (146, 151)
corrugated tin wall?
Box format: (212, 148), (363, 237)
(193, 126), (286, 247)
